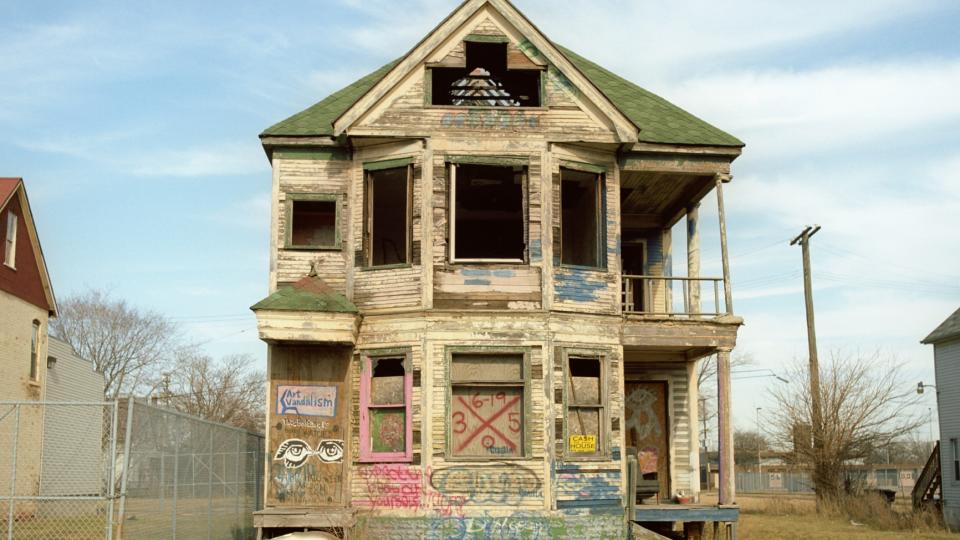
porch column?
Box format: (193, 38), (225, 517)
(686, 204), (701, 315)
(717, 347), (735, 505)
(715, 174), (733, 315)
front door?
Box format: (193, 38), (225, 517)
(625, 381), (670, 501)
(268, 345), (351, 507)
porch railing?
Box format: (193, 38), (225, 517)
(622, 275), (728, 317)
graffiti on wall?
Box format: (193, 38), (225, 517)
(430, 464), (541, 502)
(357, 512), (623, 540)
(276, 385), (337, 417)
(355, 464), (466, 518)
(273, 438), (344, 468)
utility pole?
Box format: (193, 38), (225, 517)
(791, 225), (823, 497)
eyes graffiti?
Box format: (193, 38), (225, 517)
(274, 438), (345, 469)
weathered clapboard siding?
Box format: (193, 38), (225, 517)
(934, 337), (960, 529)
(275, 156), (352, 293)
(434, 266), (542, 310)
(623, 360), (695, 495)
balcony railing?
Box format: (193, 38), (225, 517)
(622, 275), (728, 317)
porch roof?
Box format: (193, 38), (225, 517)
(250, 275), (358, 314)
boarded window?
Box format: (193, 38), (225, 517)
(451, 164), (525, 261)
(561, 169), (602, 267)
(288, 197), (338, 248)
(366, 166), (410, 266)
(30, 320), (39, 381)
(566, 356), (604, 456)
(450, 353), (525, 458)
(3, 211), (15, 268)
(431, 42), (541, 107)
(360, 354), (412, 461)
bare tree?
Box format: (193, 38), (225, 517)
(50, 288), (182, 399)
(696, 352), (753, 447)
(162, 352), (265, 433)
(734, 430), (768, 467)
(768, 350), (924, 501)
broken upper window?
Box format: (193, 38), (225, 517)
(451, 163), (525, 262)
(561, 168), (603, 268)
(431, 42), (541, 107)
(286, 195), (340, 249)
(365, 165), (411, 266)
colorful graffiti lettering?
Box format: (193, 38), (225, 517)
(355, 464), (466, 518)
(276, 385), (337, 417)
(430, 464), (541, 502)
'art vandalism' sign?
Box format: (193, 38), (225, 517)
(276, 385), (337, 417)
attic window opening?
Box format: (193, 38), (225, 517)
(451, 164), (525, 262)
(431, 42), (541, 107)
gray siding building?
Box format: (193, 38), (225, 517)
(40, 337), (105, 496)
(923, 307), (960, 531)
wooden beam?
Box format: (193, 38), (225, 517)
(629, 142), (743, 158)
(717, 347), (735, 505)
(621, 213), (664, 229)
(620, 153), (732, 176)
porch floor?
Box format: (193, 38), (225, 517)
(632, 503), (739, 522)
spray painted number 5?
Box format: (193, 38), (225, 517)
(452, 411), (467, 434)
(508, 412), (521, 433)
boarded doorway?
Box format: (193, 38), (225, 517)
(625, 381), (669, 501)
(268, 345), (351, 507)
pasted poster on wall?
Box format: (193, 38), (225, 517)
(625, 381), (669, 500)
(276, 384), (337, 417)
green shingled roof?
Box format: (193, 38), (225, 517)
(261, 47), (742, 147)
(250, 276), (358, 313)
(923, 307), (960, 344)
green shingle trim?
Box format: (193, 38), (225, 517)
(261, 60), (400, 137)
(363, 157), (413, 171)
(261, 45), (743, 148)
(555, 45), (744, 147)
(273, 148), (350, 161)
(250, 276), (358, 313)
(464, 33), (510, 43)
(560, 160), (607, 174)
(446, 154), (528, 167)
(923, 307), (960, 344)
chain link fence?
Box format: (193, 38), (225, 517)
(0, 400), (263, 540)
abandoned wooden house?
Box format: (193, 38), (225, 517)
(250, 1), (745, 538)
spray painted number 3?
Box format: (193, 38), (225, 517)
(452, 411), (467, 434)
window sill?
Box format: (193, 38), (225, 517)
(449, 259), (527, 265)
(26, 380), (41, 389)
(359, 263), (413, 272)
(283, 245), (342, 252)
(356, 456), (413, 464)
(425, 104), (548, 112)
(443, 455), (530, 463)
(2, 261), (14, 270)
(560, 455), (612, 463)
(559, 264), (608, 272)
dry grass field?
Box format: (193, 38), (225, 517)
(719, 493), (954, 540)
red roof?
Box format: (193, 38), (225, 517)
(0, 178), (21, 207)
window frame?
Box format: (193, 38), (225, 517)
(363, 163), (413, 269)
(559, 166), (606, 271)
(4, 211), (16, 269)
(358, 348), (413, 463)
(562, 348), (610, 460)
(445, 346), (531, 461)
(283, 193), (343, 251)
(448, 161), (528, 264)
(29, 320), (40, 382)
(952, 438), (959, 483)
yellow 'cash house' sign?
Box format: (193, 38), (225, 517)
(569, 434), (597, 453)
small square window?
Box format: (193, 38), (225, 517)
(286, 195), (340, 249)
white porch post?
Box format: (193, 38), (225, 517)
(686, 204), (701, 315)
(717, 347), (736, 505)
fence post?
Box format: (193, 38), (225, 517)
(235, 432), (241, 528)
(172, 416), (179, 539)
(207, 427), (213, 540)
(106, 401), (120, 540)
(115, 397), (135, 540)
(6, 405), (20, 540)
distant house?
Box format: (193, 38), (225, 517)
(0, 177), (58, 505)
(40, 337), (106, 497)
(923, 308), (960, 530)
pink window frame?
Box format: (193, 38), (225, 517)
(358, 352), (413, 462)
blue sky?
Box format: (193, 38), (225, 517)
(2, 0), (959, 435)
